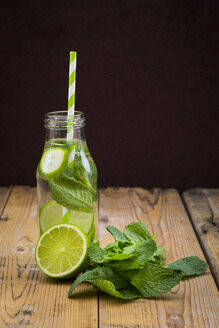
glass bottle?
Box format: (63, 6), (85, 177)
(36, 111), (98, 243)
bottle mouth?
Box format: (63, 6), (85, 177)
(44, 111), (85, 129)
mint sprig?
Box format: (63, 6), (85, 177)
(68, 221), (208, 300)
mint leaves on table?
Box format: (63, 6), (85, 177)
(68, 221), (208, 300)
(107, 225), (129, 244)
(166, 256), (209, 277)
(88, 244), (107, 263)
(130, 263), (182, 298)
(94, 279), (141, 299)
(123, 221), (152, 243)
(68, 266), (141, 300)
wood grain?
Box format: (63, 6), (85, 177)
(203, 189), (219, 225)
(99, 187), (219, 328)
(0, 186), (12, 216)
(0, 186), (98, 328)
(183, 188), (219, 288)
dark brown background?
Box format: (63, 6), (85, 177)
(0, 0), (219, 189)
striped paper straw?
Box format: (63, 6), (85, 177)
(67, 51), (77, 163)
(63, 51), (77, 219)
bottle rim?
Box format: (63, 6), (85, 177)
(44, 111), (85, 129)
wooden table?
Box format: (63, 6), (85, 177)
(0, 186), (218, 328)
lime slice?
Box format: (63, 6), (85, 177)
(35, 224), (89, 278)
(39, 201), (94, 237)
(88, 224), (95, 242)
(38, 147), (68, 180)
(39, 201), (63, 233)
(69, 210), (94, 235)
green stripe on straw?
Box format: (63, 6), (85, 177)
(69, 51), (77, 64)
(69, 72), (76, 87)
(68, 93), (75, 109)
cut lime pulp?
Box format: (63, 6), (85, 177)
(38, 147), (68, 180)
(35, 224), (89, 278)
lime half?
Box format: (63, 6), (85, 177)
(35, 224), (89, 278)
(38, 147), (68, 180)
(39, 201), (94, 240)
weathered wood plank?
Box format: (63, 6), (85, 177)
(0, 186), (12, 216)
(183, 188), (219, 288)
(99, 187), (219, 328)
(203, 189), (219, 225)
(0, 186), (98, 328)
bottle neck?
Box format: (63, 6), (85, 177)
(45, 126), (86, 143)
(44, 110), (86, 144)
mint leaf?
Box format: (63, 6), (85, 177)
(105, 241), (121, 252)
(104, 242), (123, 258)
(166, 256), (208, 277)
(107, 226), (129, 244)
(62, 167), (97, 198)
(84, 159), (98, 192)
(122, 244), (138, 254)
(104, 253), (134, 262)
(62, 168), (87, 186)
(154, 245), (165, 256)
(94, 279), (141, 299)
(68, 267), (99, 297)
(149, 255), (165, 265)
(88, 242), (133, 263)
(68, 266), (129, 298)
(49, 174), (93, 212)
(130, 263), (182, 298)
(136, 239), (157, 260)
(149, 245), (165, 264)
(108, 239), (157, 272)
(72, 153), (97, 195)
(88, 244), (107, 263)
(123, 221), (153, 243)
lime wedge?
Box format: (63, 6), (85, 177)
(38, 147), (68, 180)
(39, 201), (94, 239)
(35, 224), (89, 278)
